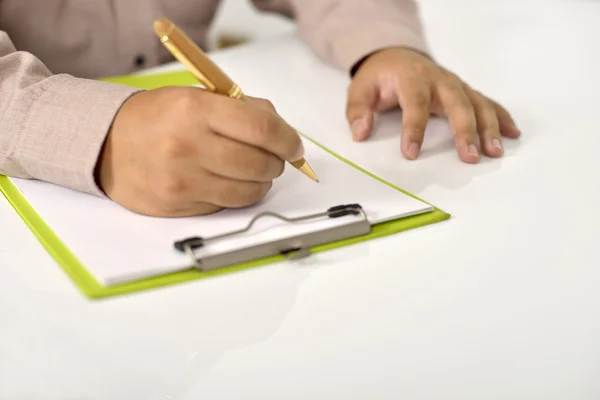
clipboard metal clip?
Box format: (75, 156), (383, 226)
(174, 204), (371, 272)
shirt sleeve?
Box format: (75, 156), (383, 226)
(0, 30), (140, 196)
(250, 0), (430, 73)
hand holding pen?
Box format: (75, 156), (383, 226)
(95, 50), (308, 218)
(152, 18), (318, 182)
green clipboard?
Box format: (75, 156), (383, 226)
(0, 71), (450, 299)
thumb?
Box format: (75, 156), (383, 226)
(346, 76), (378, 141)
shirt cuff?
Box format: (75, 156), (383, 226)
(14, 75), (141, 197)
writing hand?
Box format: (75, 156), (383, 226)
(96, 87), (303, 217)
(346, 47), (521, 163)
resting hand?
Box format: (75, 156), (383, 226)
(96, 87), (303, 217)
(346, 47), (521, 163)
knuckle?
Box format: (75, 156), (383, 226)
(216, 142), (279, 180)
(447, 92), (473, 113)
(212, 138), (237, 166)
(247, 182), (269, 204)
(250, 112), (278, 143)
(255, 98), (277, 112)
(243, 154), (273, 179)
(479, 115), (500, 135)
(481, 102), (498, 122)
(155, 174), (188, 205)
(468, 87), (482, 98)
(411, 61), (429, 76)
(409, 92), (430, 108)
(218, 182), (267, 207)
(172, 89), (202, 114)
(159, 134), (191, 162)
(442, 69), (461, 84)
(472, 96), (498, 126)
(438, 75), (463, 97)
(491, 100), (507, 116)
(462, 100), (475, 114)
(440, 79), (463, 96)
(242, 182), (270, 205)
(157, 135), (186, 163)
(215, 183), (239, 206)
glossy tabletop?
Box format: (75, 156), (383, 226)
(1, 1), (599, 398)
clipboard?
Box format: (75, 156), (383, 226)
(0, 70), (450, 299)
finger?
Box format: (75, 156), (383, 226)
(489, 99), (521, 139)
(244, 96), (278, 113)
(204, 173), (273, 209)
(146, 168), (223, 217)
(396, 79), (431, 160)
(435, 80), (480, 163)
(197, 130), (285, 182)
(153, 201), (223, 218)
(464, 86), (503, 158)
(206, 96), (304, 162)
(346, 75), (379, 141)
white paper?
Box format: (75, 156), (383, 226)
(11, 139), (432, 286)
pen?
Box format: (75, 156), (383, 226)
(152, 17), (319, 182)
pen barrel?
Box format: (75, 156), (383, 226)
(186, 50), (238, 97)
(153, 18), (238, 96)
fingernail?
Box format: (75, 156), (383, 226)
(407, 142), (420, 159)
(468, 144), (479, 157)
(492, 138), (503, 151)
(351, 119), (366, 141)
(292, 141), (305, 161)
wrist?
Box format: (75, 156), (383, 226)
(350, 51), (379, 77)
(94, 128), (112, 197)
(350, 47), (399, 77)
(350, 47), (435, 77)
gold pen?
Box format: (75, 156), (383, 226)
(152, 17), (318, 182)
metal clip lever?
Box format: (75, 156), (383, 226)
(174, 204), (370, 271)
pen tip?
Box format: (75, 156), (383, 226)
(304, 165), (319, 182)
(290, 158), (319, 182)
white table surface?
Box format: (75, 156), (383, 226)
(2, 1), (600, 399)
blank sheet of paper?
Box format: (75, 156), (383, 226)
(10, 139), (432, 286)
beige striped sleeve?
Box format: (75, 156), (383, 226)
(0, 30), (140, 196)
(251, 0), (430, 72)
